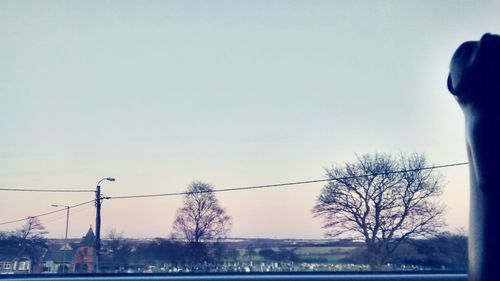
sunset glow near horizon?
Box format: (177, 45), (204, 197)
(1, 0), (498, 239)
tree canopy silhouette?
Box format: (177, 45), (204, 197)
(172, 181), (231, 244)
(313, 153), (445, 270)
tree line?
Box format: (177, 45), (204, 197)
(99, 234), (466, 272)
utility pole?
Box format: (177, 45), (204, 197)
(64, 206), (69, 273)
(95, 184), (101, 273)
(51, 204), (70, 273)
(94, 177), (115, 273)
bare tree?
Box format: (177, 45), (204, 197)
(172, 181), (231, 244)
(103, 229), (131, 270)
(17, 217), (47, 241)
(16, 217), (48, 264)
(313, 153), (445, 270)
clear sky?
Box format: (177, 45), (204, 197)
(1, 0), (499, 239)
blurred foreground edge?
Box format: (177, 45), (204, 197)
(0, 271), (467, 281)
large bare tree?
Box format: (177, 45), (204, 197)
(172, 181), (231, 244)
(313, 153), (445, 270)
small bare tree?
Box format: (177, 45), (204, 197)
(103, 229), (131, 269)
(172, 181), (231, 244)
(313, 153), (445, 270)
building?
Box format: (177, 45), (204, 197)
(42, 243), (77, 273)
(0, 260), (14, 274)
(70, 227), (95, 273)
(12, 259), (31, 274)
(0, 258), (32, 274)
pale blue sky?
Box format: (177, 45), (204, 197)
(1, 0), (499, 238)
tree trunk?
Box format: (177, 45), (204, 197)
(367, 247), (382, 271)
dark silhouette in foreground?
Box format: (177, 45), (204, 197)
(447, 33), (500, 281)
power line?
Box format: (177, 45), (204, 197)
(0, 162), (469, 196)
(41, 204), (95, 226)
(105, 162), (469, 200)
(0, 187), (94, 193)
(0, 161), (469, 225)
(0, 200), (95, 226)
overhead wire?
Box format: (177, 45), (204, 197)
(0, 200), (95, 226)
(40, 203), (95, 226)
(105, 162), (469, 200)
(0, 187), (94, 193)
(0, 161), (469, 226)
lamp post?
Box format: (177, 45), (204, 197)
(94, 177), (115, 273)
(51, 204), (69, 273)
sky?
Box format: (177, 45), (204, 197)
(1, 0), (499, 239)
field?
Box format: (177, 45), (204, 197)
(235, 246), (358, 263)
(292, 246), (357, 262)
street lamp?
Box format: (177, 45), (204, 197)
(51, 204), (70, 273)
(95, 177), (115, 273)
